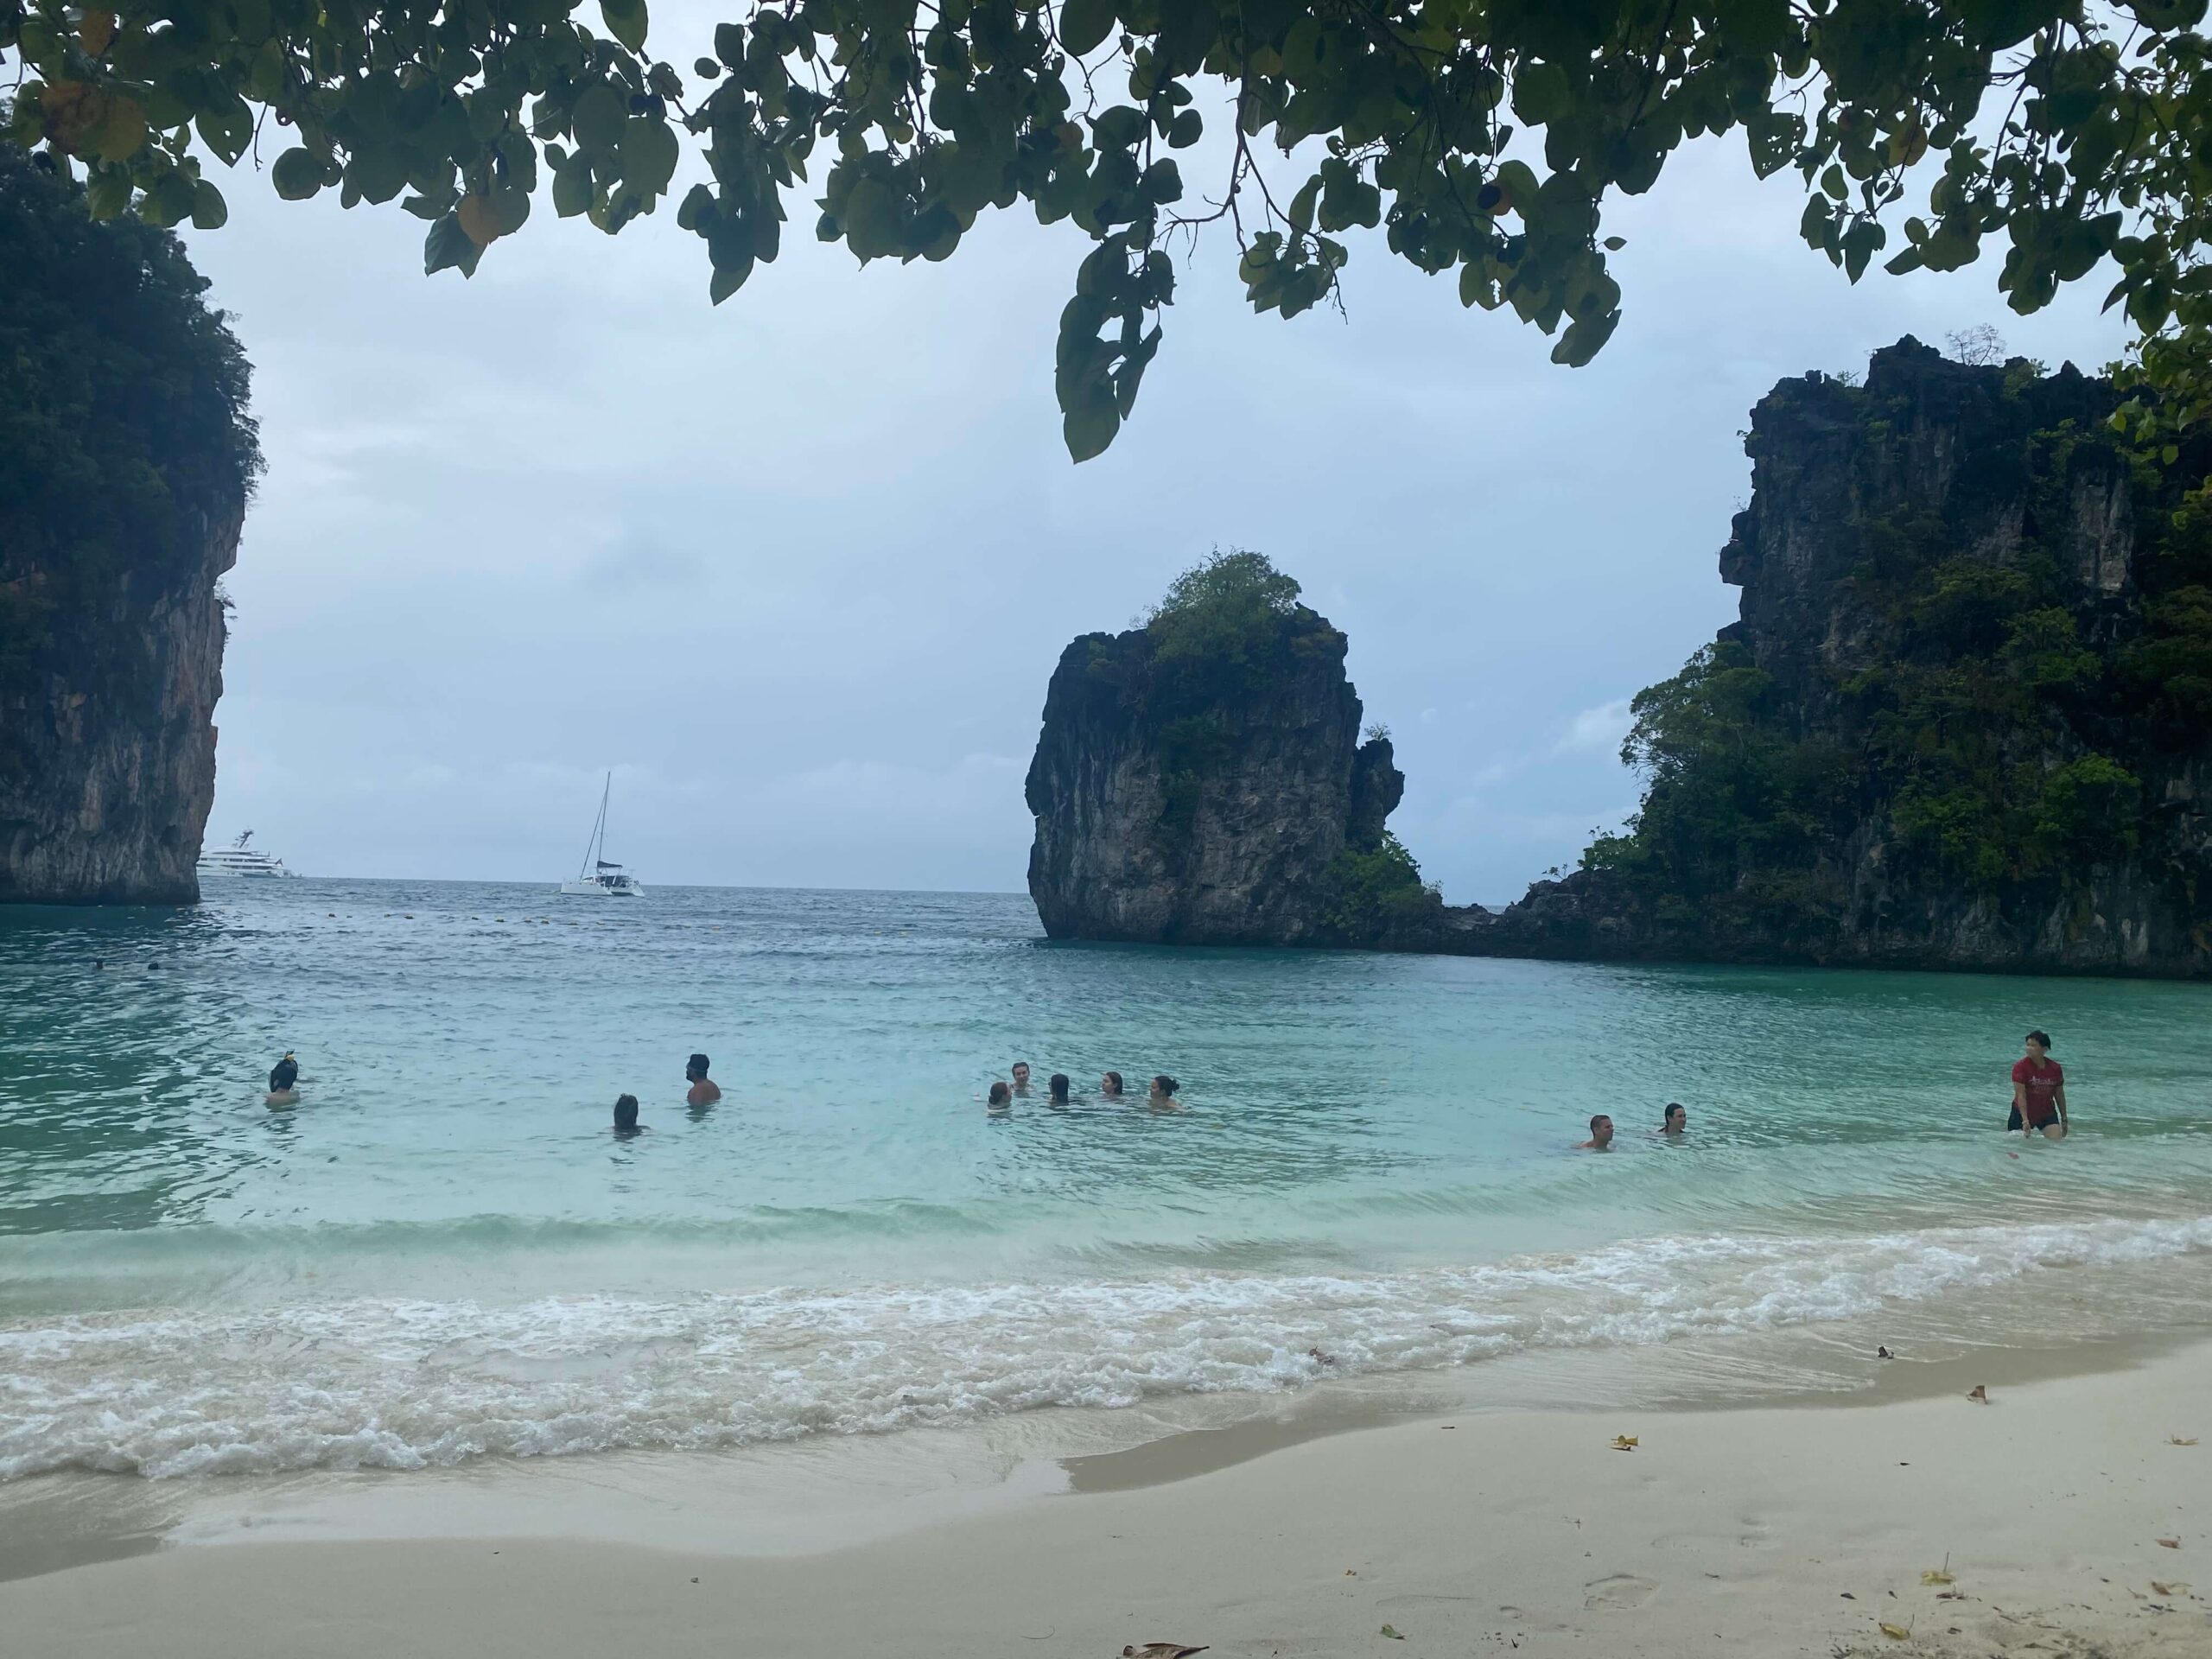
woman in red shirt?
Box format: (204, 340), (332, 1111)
(2009, 1030), (2068, 1139)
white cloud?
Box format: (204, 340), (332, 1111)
(1554, 697), (1635, 757)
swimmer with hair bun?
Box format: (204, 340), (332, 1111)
(266, 1052), (300, 1106)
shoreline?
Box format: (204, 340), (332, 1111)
(3, 1337), (2206, 1657)
(4, 1273), (2209, 1577)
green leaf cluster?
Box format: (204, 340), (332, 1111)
(10, 4), (2212, 460)
(1322, 830), (1444, 944)
(0, 140), (259, 718)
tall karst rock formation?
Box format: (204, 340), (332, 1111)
(1467, 338), (2212, 976)
(1026, 562), (1407, 946)
(1, 145), (258, 905)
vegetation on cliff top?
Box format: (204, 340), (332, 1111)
(1121, 550), (1438, 938)
(1580, 348), (2212, 937)
(1115, 549), (1339, 845)
(8, 4), (2212, 462)
(0, 140), (260, 698)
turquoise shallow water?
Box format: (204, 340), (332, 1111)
(2, 880), (2209, 1478)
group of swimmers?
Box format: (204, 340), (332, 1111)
(268, 1049), (724, 1136)
(1572, 1031), (2070, 1149)
(611, 1053), (720, 1135)
(1576, 1102), (1688, 1149)
(983, 1061), (1182, 1113)
(265, 1030), (2070, 1145)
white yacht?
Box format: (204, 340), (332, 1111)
(559, 772), (644, 897)
(196, 830), (296, 880)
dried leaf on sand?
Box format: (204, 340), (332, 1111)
(1878, 1620), (1912, 1639)
(2150, 1580), (2189, 1597)
(1611, 1434), (1639, 1451)
(1966, 1385), (1989, 1403)
(1123, 1646), (1209, 1658)
(1380, 1624), (1407, 1640)
(2170, 1436), (2199, 1446)
(2156, 1538), (2181, 1549)
(1921, 1570), (1955, 1586)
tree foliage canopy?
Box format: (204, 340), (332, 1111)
(5, 1), (2212, 459)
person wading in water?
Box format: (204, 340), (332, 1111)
(2009, 1030), (2069, 1140)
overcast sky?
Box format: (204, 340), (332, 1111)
(182, 41), (2133, 904)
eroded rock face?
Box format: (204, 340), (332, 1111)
(0, 507), (240, 906)
(1025, 617), (1401, 944)
(1459, 339), (2212, 977)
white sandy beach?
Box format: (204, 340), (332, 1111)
(3, 1339), (2206, 1659)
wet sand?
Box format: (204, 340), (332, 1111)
(2, 1337), (2206, 1657)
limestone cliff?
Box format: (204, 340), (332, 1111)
(1, 146), (258, 906)
(0, 507), (242, 905)
(1026, 567), (1404, 945)
(1459, 338), (2212, 976)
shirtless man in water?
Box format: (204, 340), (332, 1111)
(1578, 1114), (1615, 1150)
(685, 1052), (721, 1106)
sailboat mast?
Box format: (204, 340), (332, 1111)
(577, 772), (610, 880)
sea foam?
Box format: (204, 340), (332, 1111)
(3, 1212), (2209, 1480)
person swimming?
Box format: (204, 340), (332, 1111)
(1660, 1103), (1686, 1135)
(1147, 1074), (1183, 1110)
(1101, 1071), (1124, 1098)
(1047, 1072), (1071, 1105)
(266, 1052), (300, 1105)
(1010, 1061), (1033, 1095)
(613, 1093), (643, 1135)
(1578, 1113), (1614, 1150)
(685, 1052), (721, 1106)
(986, 1081), (1013, 1113)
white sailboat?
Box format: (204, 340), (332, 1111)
(558, 773), (644, 897)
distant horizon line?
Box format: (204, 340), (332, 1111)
(224, 874), (1036, 898)
(208, 874), (1528, 909)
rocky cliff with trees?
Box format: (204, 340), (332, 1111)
(0, 142), (259, 905)
(1026, 552), (1431, 946)
(1464, 338), (2212, 976)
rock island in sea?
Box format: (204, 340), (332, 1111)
(0, 143), (260, 906)
(1025, 339), (2212, 977)
(1025, 550), (1415, 947)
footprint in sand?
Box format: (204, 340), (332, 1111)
(1583, 1574), (1657, 1611)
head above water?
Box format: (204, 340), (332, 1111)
(1048, 1072), (1071, 1103)
(1101, 1071), (1123, 1096)
(686, 1052), (711, 1081)
(1150, 1074), (1179, 1098)
(2025, 1030), (2053, 1060)
(1011, 1061), (1031, 1084)
(1662, 1103), (1686, 1130)
(987, 1081), (1012, 1107)
(1588, 1114), (1614, 1147)
(613, 1093), (639, 1132)
(269, 1052), (299, 1090)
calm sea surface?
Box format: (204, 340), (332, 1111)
(2, 879), (2209, 1479)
